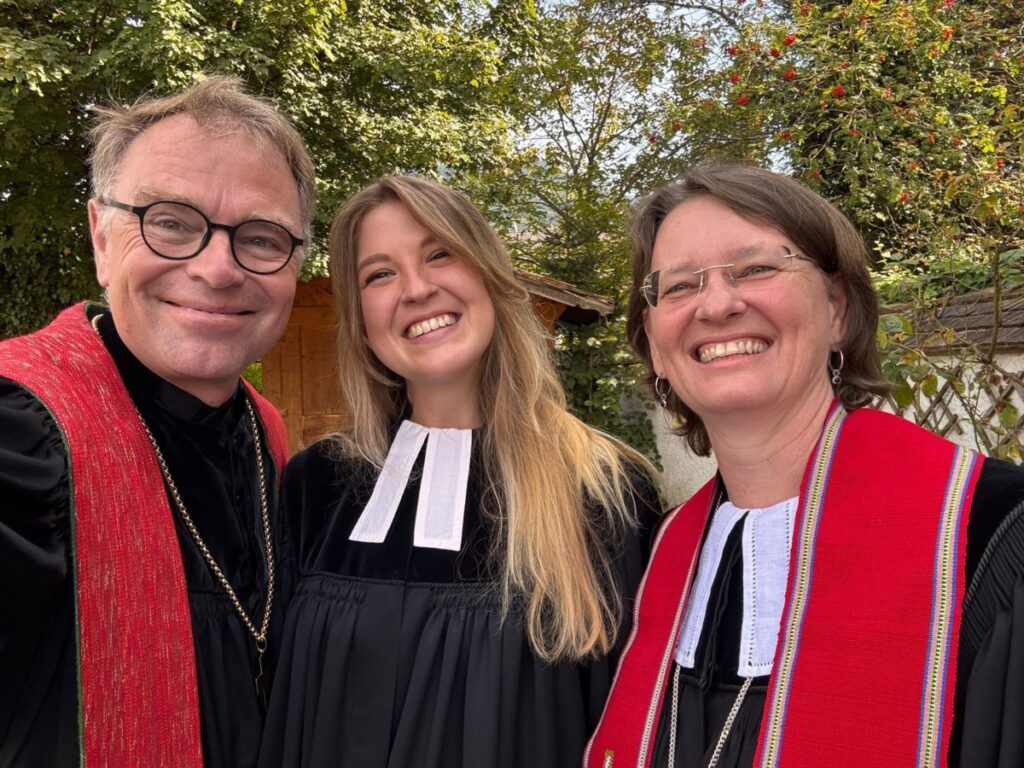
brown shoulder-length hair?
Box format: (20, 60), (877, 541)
(329, 175), (655, 661)
(626, 161), (890, 456)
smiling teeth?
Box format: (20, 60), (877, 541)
(407, 314), (457, 339)
(699, 339), (769, 363)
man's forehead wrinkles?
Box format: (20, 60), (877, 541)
(115, 124), (302, 231)
(131, 185), (196, 206)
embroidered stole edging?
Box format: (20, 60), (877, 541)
(0, 303), (288, 767)
(584, 480), (716, 768)
(585, 405), (980, 768)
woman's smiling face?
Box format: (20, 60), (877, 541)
(643, 195), (847, 424)
(356, 200), (496, 405)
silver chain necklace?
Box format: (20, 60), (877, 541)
(666, 488), (753, 768)
(136, 395), (276, 703)
(667, 663), (753, 767)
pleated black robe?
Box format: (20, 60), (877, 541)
(260, 433), (660, 768)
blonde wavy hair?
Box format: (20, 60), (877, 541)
(329, 175), (656, 661)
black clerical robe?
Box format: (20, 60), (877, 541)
(259, 432), (660, 768)
(647, 459), (1024, 768)
(0, 310), (291, 767)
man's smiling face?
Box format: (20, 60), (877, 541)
(89, 113), (302, 405)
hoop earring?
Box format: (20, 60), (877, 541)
(829, 349), (845, 387)
(655, 376), (671, 408)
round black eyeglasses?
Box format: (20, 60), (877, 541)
(101, 199), (304, 275)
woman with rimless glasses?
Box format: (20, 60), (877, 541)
(587, 162), (1024, 768)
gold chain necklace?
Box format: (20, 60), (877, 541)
(136, 392), (276, 703)
(91, 310), (276, 700)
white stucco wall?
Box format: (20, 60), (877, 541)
(651, 409), (717, 507)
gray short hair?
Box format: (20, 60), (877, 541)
(88, 76), (316, 246)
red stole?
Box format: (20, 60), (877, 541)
(586, 404), (981, 768)
(0, 303), (288, 767)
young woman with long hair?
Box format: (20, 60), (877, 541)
(260, 175), (660, 768)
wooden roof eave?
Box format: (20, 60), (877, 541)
(514, 269), (614, 325)
(882, 286), (1024, 355)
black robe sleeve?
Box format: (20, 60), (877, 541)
(952, 458), (1024, 767)
(0, 377), (80, 765)
(0, 379), (69, 638)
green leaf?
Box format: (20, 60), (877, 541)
(921, 373), (938, 398)
(892, 382), (915, 409)
(998, 404), (1020, 431)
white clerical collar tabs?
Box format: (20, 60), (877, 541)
(674, 497), (797, 677)
(349, 420), (472, 551)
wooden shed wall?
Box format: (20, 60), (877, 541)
(262, 276), (567, 452)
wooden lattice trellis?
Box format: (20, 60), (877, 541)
(880, 285), (1024, 463)
(883, 358), (1024, 461)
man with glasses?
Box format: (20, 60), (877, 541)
(0, 77), (314, 767)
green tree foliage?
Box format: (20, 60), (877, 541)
(0, 0), (539, 336)
(700, 0), (1023, 301)
(469, 0), (730, 457)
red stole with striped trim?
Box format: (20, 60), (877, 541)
(0, 303), (288, 767)
(586, 404), (981, 768)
